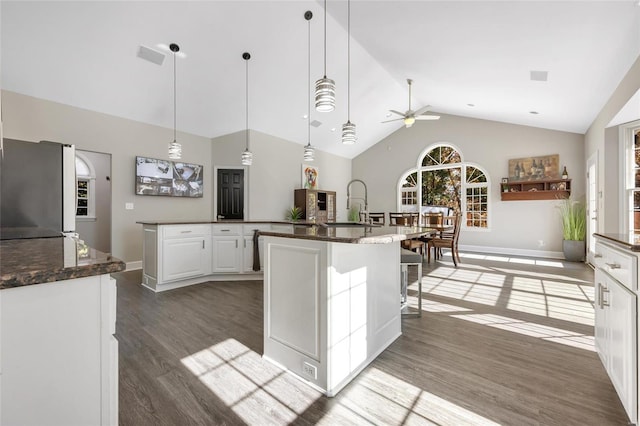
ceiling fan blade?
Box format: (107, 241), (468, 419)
(412, 105), (432, 116)
(381, 118), (404, 124)
(415, 114), (440, 121)
(388, 110), (405, 117)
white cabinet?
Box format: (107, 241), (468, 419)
(212, 224), (242, 273)
(593, 240), (638, 424)
(0, 274), (117, 426)
(163, 237), (210, 280)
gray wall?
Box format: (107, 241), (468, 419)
(585, 54), (640, 233)
(75, 149), (112, 253)
(211, 130), (352, 221)
(3, 90), (213, 263)
(353, 113), (585, 255)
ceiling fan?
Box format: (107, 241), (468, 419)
(382, 79), (440, 128)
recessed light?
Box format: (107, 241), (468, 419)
(529, 111), (539, 115)
(385, 113), (392, 118)
(331, 128), (336, 132)
(302, 114), (308, 119)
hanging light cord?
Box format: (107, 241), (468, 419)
(323, 0), (327, 78)
(347, 0), (351, 121)
(308, 15), (311, 146)
(173, 50), (177, 142)
(246, 57), (249, 150)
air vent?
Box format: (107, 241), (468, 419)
(530, 70), (548, 82)
(137, 45), (165, 65)
(310, 120), (322, 128)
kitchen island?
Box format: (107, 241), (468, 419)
(259, 224), (432, 396)
(0, 236), (125, 425)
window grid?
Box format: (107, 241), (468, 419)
(466, 187), (487, 228)
(77, 178), (89, 216)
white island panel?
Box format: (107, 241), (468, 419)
(263, 235), (401, 397)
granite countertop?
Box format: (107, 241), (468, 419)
(0, 237), (126, 289)
(137, 220), (307, 225)
(594, 233), (640, 252)
(259, 224), (436, 244)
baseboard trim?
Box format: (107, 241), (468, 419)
(458, 244), (564, 260)
(125, 261), (142, 271)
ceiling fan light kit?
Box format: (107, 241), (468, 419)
(315, 0), (335, 112)
(383, 78), (440, 129)
(241, 52), (253, 166)
(168, 43), (182, 160)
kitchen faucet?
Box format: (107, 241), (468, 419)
(347, 179), (368, 222)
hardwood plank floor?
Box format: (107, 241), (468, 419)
(113, 251), (630, 425)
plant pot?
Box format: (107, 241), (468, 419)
(563, 239), (585, 262)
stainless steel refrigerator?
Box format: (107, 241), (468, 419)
(0, 139), (76, 239)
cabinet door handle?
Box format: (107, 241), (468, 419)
(202, 240), (205, 249)
(594, 253), (602, 258)
(601, 285), (610, 307)
(244, 239), (246, 248)
(597, 282), (602, 309)
(221, 229), (230, 232)
(605, 262), (621, 269)
(235, 240), (238, 249)
(181, 230), (192, 234)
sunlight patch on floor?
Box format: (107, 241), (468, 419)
(324, 367), (501, 425)
(459, 252), (568, 269)
(451, 313), (595, 352)
(181, 338), (321, 424)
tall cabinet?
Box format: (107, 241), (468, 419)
(294, 189), (336, 223)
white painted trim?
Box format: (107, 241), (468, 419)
(459, 244), (564, 260)
(142, 272), (263, 293)
(125, 261), (142, 271)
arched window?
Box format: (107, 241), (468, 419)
(398, 143), (490, 229)
(75, 153), (96, 220)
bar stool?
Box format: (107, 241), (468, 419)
(400, 248), (422, 318)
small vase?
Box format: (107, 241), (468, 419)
(563, 239), (585, 262)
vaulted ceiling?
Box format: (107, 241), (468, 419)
(2, 1), (639, 159)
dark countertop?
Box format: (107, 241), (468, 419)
(137, 220), (304, 225)
(260, 224), (436, 244)
(0, 237), (126, 289)
(594, 233), (640, 252)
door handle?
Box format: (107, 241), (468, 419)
(601, 285), (610, 307)
(605, 262), (621, 269)
(594, 253), (602, 258)
(597, 282), (602, 309)
(202, 240), (205, 249)
(235, 240), (238, 249)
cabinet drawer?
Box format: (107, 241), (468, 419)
(243, 224), (272, 236)
(596, 241), (637, 291)
(212, 224), (242, 236)
(163, 224), (211, 238)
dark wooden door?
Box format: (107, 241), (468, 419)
(217, 169), (244, 220)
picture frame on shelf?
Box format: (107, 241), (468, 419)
(501, 177), (508, 183)
(302, 164), (319, 190)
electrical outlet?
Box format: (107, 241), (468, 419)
(302, 362), (317, 379)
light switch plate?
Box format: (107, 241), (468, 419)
(125, 202), (134, 210)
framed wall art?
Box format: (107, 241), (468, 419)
(302, 164), (319, 190)
(508, 154), (559, 181)
(135, 156), (203, 197)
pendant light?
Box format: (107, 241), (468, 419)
(315, 0), (335, 112)
(167, 43), (182, 160)
(304, 11), (315, 162)
(341, 0), (356, 145)
(241, 52), (253, 166)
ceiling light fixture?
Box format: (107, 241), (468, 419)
(304, 11), (315, 161)
(168, 43), (182, 160)
(241, 52), (253, 166)
(341, 0), (356, 145)
(315, 0), (335, 112)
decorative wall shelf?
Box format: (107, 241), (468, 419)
(500, 179), (571, 201)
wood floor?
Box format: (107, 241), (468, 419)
(113, 251), (630, 425)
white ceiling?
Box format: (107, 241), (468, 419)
(2, 1), (640, 159)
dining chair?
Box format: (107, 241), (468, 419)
(368, 212), (385, 225)
(389, 212), (408, 226)
(427, 214), (462, 267)
(423, 212), (444, 226)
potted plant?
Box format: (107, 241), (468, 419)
(558, 198), (586, 262)
(285, 206), (303, 222)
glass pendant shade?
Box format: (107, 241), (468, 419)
(241, 148), (253, 166)
(303, 144), (315, 161)
(168, 140), (182, 159)
(341, 121), (356, 145)
(315, 77), (335, 112)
